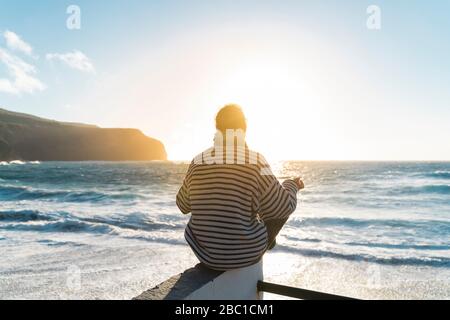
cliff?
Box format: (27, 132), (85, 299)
(0, 108), (167, 161)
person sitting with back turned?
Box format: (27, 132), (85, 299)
(176, 104), (304, 271)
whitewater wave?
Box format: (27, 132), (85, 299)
(274, 245), (450, 268)
(392, 184), (450, 195)
(289, 217), (450, 231)
(0, 210), (57, 222)
(37, 239), (86, 247)
(284, 234), (449, 251)
(417, 170), (450, 179)
(80, 214), (184, 232)
(1, 220), (115, 234)
(0, 210), (185, 235)
(122, 235), (186, 246)
(0, 160), (40, 166)
(344, 241), (449, 251)
(284, 235), (322, 243)
(0, 185), (143, 202)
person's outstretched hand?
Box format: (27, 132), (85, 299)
(294, 177), (305, 190)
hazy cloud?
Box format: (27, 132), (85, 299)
(46, 50), (95, 73)
(3, 30), (34, 56)
(0, 30), (94, 95)
(0, 48), (46, 94)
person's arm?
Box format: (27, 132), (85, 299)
(176, 162), (194, 214)
(257, 156), (303, 221)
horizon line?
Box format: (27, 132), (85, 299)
(168, 159), (450, 162)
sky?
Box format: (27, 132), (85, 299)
(0, 0), (449, 161)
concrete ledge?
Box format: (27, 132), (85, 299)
(134, 261), (263, 300)
(134, 264), (223, 300)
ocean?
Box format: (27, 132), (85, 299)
(0, 161), (449, 299)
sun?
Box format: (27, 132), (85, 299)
(206, 58), (328, 161)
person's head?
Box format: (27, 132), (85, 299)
(215, 104), (247, 134)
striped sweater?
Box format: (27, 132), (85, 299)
(176, 145), (299, 270)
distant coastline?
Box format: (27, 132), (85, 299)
(0, 108), (167, 161)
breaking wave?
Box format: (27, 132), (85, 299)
(0, 160), (40, 166)
(0, 185), (143, 202)
(275, 245), (450, 268)
(0, 209), (184, 235)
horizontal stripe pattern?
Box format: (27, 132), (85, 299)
(176, 147), (299, 270)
